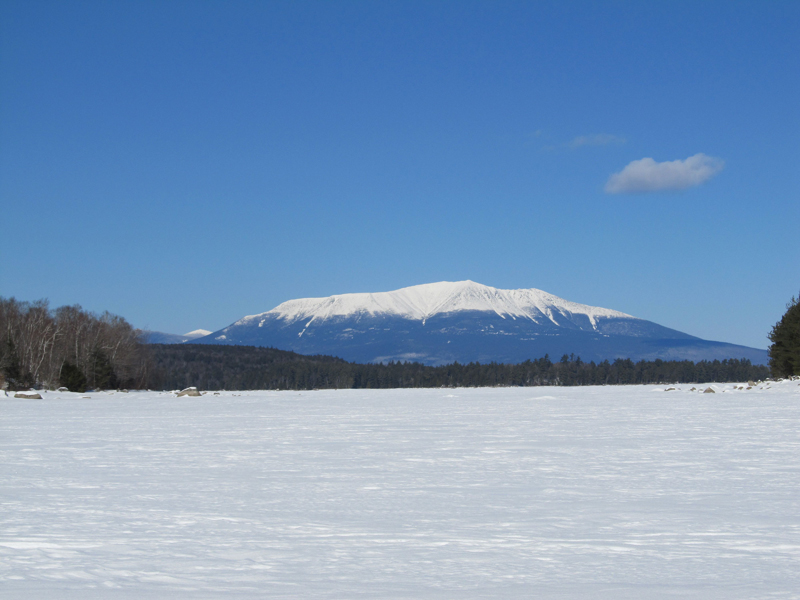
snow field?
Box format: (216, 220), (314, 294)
(2, 380), (799, 599)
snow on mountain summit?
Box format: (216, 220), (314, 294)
(184, 329), (212, 338)
(238, 280), (635, 330)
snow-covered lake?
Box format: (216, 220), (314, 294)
(2, 381), (799, 599)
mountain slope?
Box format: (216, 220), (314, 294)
(192, 281), (768, 365)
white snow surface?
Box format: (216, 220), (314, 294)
(3, 380), (800, 599)
(238, 280), (636, 328)
(183, 329), (212, 339)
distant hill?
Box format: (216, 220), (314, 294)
(185, 281), (768, 365)
(142, 329), (212, 344)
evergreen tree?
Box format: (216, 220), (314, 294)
(1, 338), (21, 387)
(89, 348), (119, 390)
(59, 362), (88, 392)
(768, 292), (800, 378)
(1, 338), (34, 390)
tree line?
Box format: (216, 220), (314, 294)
(149, 344), (769, 391)
(0, 297), (150, 391)
(4, 295), (792, 393)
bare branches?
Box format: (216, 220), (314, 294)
(0, 297), (150, 390)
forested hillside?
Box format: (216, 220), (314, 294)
(149, 344), (769, 391)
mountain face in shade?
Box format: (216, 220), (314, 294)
(191, 281), (768, 365)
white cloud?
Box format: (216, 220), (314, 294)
(569, 134), (626, 148)
(605, 153), (724, 194)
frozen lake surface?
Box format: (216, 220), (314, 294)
(2, 381), (799, 599)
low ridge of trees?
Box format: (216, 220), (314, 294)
(149, 344), (769, 391)
(768, 292), (800, 378)
(0, 297), (150, 391)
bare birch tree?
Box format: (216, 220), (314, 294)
(0, 297), (151, 390)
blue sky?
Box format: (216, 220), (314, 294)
(1, 0), (798, 350)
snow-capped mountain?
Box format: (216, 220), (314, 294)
(184, 329), (213, 339)
(191, 281), (768, 365)
(143, 329), (212, 344)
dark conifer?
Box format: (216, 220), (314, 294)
(768, 293), (800, 378)
(60, 362), (88, 392)
(1, 338), (34, 390)
(89, 349), (119, 390)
